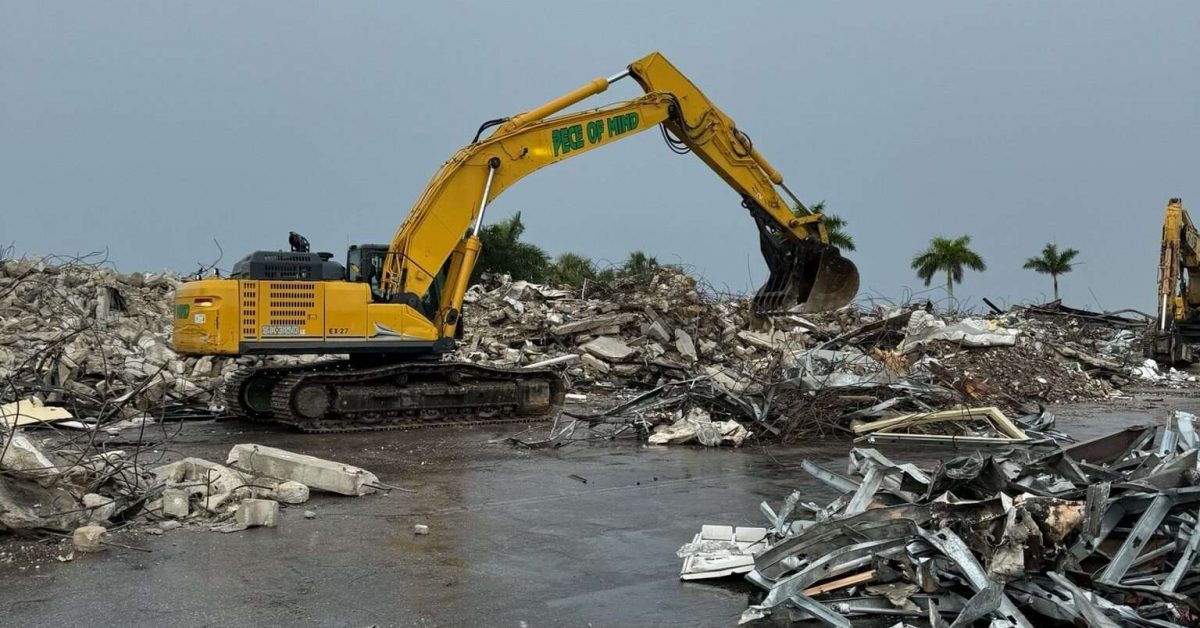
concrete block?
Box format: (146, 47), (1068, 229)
(235, 499), (279, 528)
(72, 525), (108, 553)
(162, 488), (190, 518)
(647, 320), (671, 344)
(227, 444), (379, 496)
(675, 329), (697, 361)
(0, 430), (62, 479)
(273, 481), (310, 505)
(579, 353), (610, 374)
(82, 493), (116, 525)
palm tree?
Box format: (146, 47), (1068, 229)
(473, 211), (550, 282)
(911, 235), (987, 300)
(807, 201), (855, 251)
(547, 252), (596, 288)
(1023, 243), (1079, 301)
(622, 250), (659, 277)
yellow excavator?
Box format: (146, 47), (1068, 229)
(1148, 198), (1200, 364)
(171, 52), (859, 432)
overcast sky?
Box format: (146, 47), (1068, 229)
(3, 2), (1198, 312)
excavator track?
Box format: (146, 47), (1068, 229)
(226, 361), (567, 433)
(224, 361), (342, 422)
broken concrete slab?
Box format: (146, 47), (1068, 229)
(647, 320), (672, 344)
(153, 457), (252, 512)
(581, 336), (635, 362)
(551, 313), (637, 336)
(579, 353), (611, 374)
(227, 444), (378, 496)
(0, 474), (81, 531)
(0, 430), (62, 481)
(82, 493), (116, 525)
(235, 499), (279, 528)
(675, 329), (697, 361)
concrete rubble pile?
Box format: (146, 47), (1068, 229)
(0, 257), (234, 418)
(0, 427), (378, 541)
(678, 410), (1200, 626)
(480, 270), (1163, 444)
(761, 306), (1175, 441)
(456, 269), (787, 391)
(459, 270), (1158, 399)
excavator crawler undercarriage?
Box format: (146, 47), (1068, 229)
(224, 361), (567, 433)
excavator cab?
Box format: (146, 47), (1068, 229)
(347, 244), (388, 301)
(347, 244), (448, 322)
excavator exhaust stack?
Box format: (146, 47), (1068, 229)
(751, 213), (860, 315)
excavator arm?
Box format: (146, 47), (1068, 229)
(381, 51), (859, 338)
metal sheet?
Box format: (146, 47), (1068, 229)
(916, 527), (1033, 628)
(1097, 494), (1172, 585)
(947, 584), (1002, 628)
(1046, 572), (1121, 628)
(755, 538), (909, 609)
(754, 515), (922, 581)
(1176, 411), (1198, 450)
(1162, 506), (1200, 593)
(1062, 425), (1156, 466)
(787, 593), (852, 628)
(802, 459), (860, 494)
(845, 463), (884, 516)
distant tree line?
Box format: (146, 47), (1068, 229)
(474, 207), (1082, 305)
(471, 211), (659, 288)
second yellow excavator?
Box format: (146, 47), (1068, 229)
(1148, 198), (1200, 364)
(171, 52), (860, 432)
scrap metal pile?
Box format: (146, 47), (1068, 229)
(678, 411), (1200, 626)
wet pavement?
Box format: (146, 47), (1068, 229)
(1, 390), (1196, 627)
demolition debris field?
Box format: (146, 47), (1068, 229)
(0, 393), (1192, 626)
(4, 257), (1200, 627)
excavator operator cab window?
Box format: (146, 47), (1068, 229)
(347, 245), (388, 301)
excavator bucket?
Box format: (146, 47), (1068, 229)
(752, 225), (860, 314)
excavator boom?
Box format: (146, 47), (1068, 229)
(383, 52), (858, 331)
